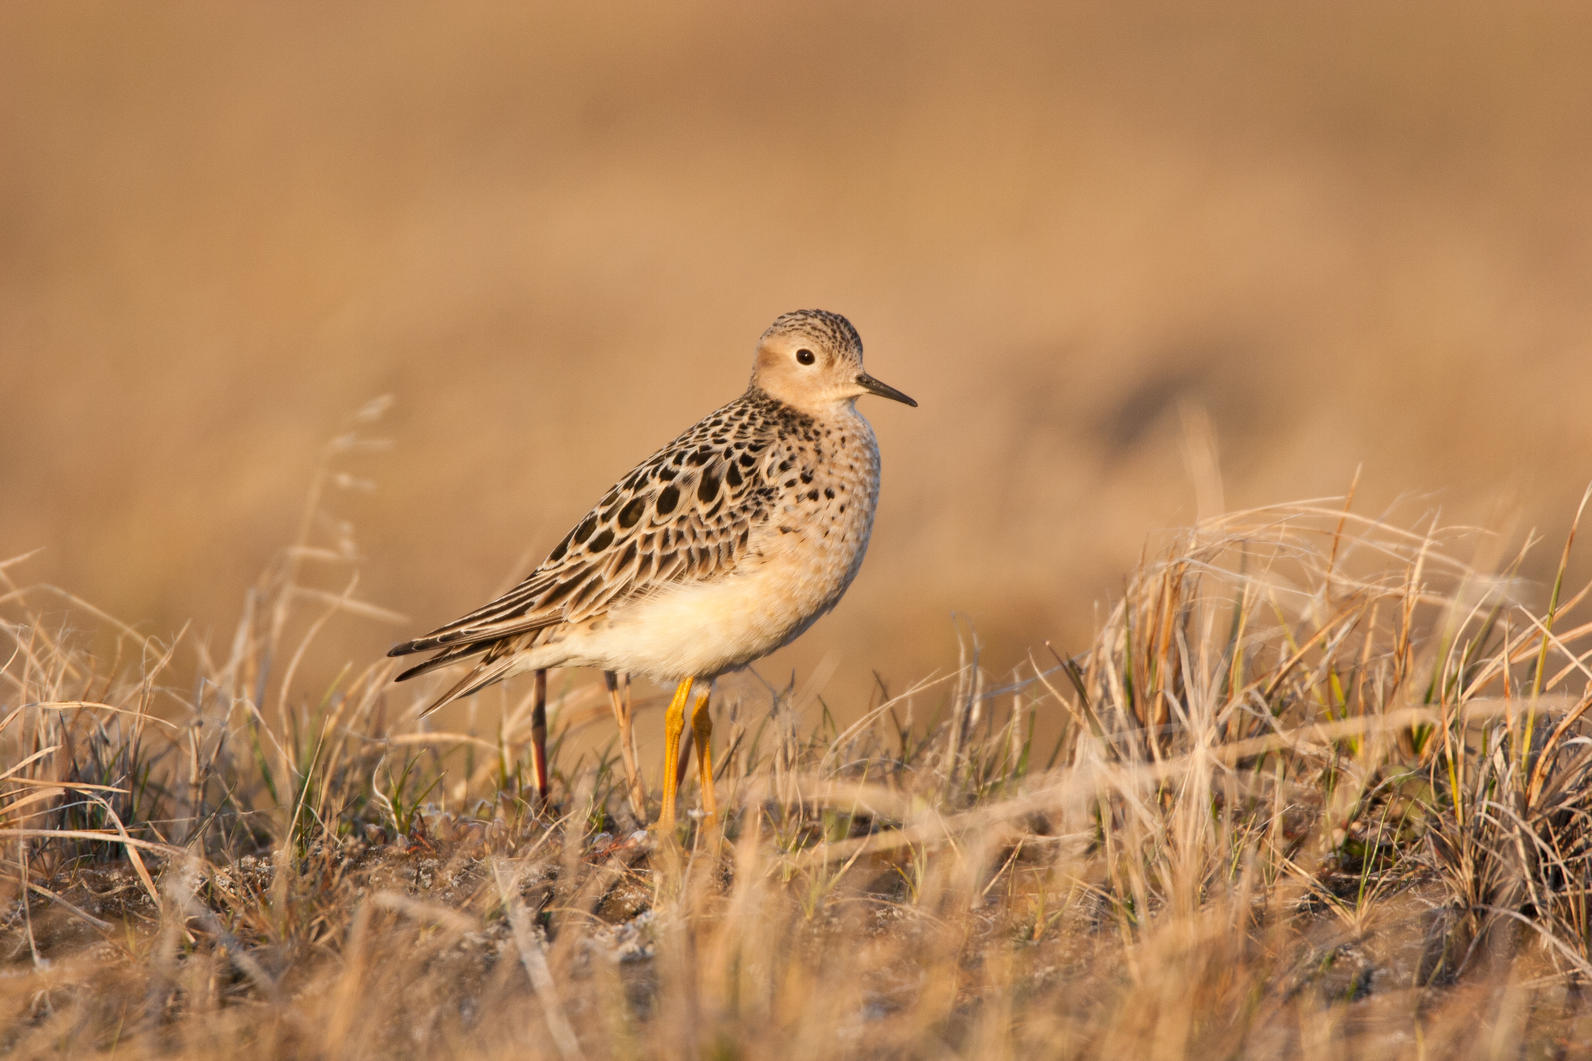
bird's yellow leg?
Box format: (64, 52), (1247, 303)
(657, 676), (694, 834)
(690, 689), (717, 828)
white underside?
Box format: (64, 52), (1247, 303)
(511, 549), (852, 681)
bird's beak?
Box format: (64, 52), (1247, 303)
(856, 372), (918, 407)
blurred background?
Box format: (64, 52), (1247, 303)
(4, 3), (1592, 724)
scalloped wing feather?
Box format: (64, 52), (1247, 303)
(389, 390), (800, 665)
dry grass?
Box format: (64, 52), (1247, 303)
(9, 9), (1592, 1056)
(4, 443), (1591, 1058)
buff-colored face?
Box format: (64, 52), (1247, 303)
(750, 309), (916, 414)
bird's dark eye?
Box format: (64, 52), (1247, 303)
(796, 348), (816, 365)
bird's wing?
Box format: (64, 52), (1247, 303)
(389, 392), (793, 663)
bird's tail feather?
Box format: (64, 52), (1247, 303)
(417, 655), (522, 718)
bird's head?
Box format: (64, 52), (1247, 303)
(750, 309), (916, 414)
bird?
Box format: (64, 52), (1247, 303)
(388, 309), (916, 831)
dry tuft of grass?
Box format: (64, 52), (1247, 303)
(3, 463), (1592, 1057)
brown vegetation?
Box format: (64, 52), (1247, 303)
(6, 6), (1592, 1056)
(4, 474), (1590, 1056)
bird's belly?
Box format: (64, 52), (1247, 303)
(558, 544), (861, 680)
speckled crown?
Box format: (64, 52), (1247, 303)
(760, 309), (862, 355)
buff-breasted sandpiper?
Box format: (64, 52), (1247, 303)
(388, 309), (915, 830)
